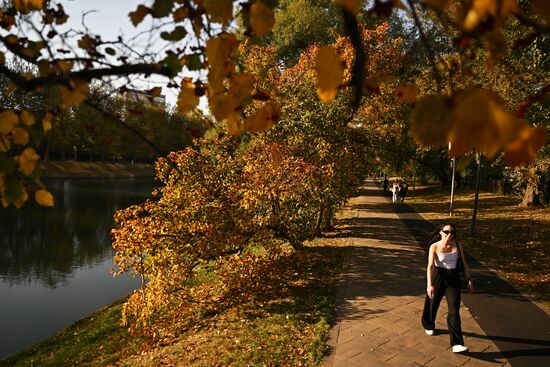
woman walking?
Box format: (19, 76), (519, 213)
(421, 223), (474, 353)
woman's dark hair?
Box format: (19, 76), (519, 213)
(428, 223), (457, 246)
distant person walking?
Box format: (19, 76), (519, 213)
(422, 223), (474, 353)
(391, 182), (399, 202)
(399, 180), (408, 201)
(383, 177), (389, 192)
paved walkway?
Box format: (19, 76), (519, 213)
(323, 181), (550, 367)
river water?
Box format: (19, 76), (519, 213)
(0, 178), (157, 360)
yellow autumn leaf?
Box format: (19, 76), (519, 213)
(204, 0), (233, 25)
(205, 33), (239, 79)
(78, 35), (94, 50)
(504, 126), (547, 167)
(249, 2), (275, 36)
(463, 0), (498, 32)
(409, 94), (452, 148)
(244, 101), (280, 133)
(173, 6), (189, 22)
(18, 147), (40, 176)
(13, 0), (44, 12)
(315, 46), (344, 103)
(0, 110), (19, 134)
(334, 0), (363, 15)
(225, 112), (243, 136)
(209, 92), (236, 121)
(20, 110), (35, 126)
(129, 5), (150, 26)
(230, 73), (254, 105)
(448, 89), (521, 158)
(35, 189), (54, 207)
(60, 80), (89, 105)
(177, 78), (199, 115)
(42, 112), (52, 132)
(12, 127), (29, 145)
(55, 60), (74, 73)
(500, 0), (518, 17)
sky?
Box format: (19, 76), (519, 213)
(60, 0), (204, 109)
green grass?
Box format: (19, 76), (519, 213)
(1, 300), (144, 367)
(408, 185), (550, 308)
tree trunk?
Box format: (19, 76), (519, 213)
(322, 205), (335, 231)
(314, 207), (324, 237)
(520, 183), (541, 207)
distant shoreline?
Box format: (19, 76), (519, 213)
(40, 161), (155, 180)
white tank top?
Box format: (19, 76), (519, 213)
(434, 250), (459, 269)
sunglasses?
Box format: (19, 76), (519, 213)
(442, 230), (456, 236)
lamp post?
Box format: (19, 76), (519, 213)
(449, 142), (456, 217)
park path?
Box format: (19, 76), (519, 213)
(323, 181), (550, 367)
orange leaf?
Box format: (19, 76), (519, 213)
(204, 0), (233, 25)
(449, 89), (521, 158)
(409, 94), (452, 148)
(18, 147), (40, 176)
(244, 102), (280, 133)
(504, 126), (547, 167)
(249, 2), (275, 36)
(206, 33), (239, 78)
(177, 78), (199, 115)
(0, 110), (19, 134)
(129, 5), (150, 27)
(315, 46), (344, 103)
(12, 127), (29, 145)
(173, 6), (189, 22)
(225, 113), (243, 136)
(20, 110), (35, 126)
(35, 189), (54, 207)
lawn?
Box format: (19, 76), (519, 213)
(408, 185), (550, 310)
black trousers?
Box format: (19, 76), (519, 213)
(421, 267), (465, 346)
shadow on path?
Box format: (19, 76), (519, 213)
(392, 200), (550, 367)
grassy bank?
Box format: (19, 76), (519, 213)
(408, 185), (550, 310)
(40, 161), (154, 179)
(1, 237), (346, 366)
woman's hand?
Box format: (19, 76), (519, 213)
(467, 279), (474, 293)
(427, 285), (434, 298)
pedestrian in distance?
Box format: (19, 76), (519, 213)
(383, 177), (389, 192)
(421, 223), (474, 353)
(399, 180), (408, 201)
(392, 182), (399, 202)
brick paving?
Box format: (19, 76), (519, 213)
(324, 181), (513, 367)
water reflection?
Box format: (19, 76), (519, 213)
(0, 178), (156, 359)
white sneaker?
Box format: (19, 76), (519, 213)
(425, 329), (434, 336)
(452, 345), (468, 353)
